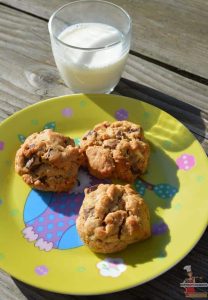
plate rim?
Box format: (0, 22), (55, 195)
(0, 93), (208, 295)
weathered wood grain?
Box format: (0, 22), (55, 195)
(0, 4), (207, 300)
(0, 270), (27, 300)
(1, 0), (208, 79)
(0, 4), (207, 151)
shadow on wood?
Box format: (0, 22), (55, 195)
(12, 276), (141, 299)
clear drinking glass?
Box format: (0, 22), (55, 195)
(48, 0), (131, 94)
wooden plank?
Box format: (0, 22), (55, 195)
(0, 6), (207, 300)
(0, 270), (28, 300)
(1, 0), (208, 79)
(0, 4), (207, 154)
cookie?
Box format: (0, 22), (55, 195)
(76, 184), (151, 253)
(15, 129), (83, 192)
(80, 121), (150, 182)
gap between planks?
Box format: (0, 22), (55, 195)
(0, 4), (208, 151)
(1, 2), (208, 87)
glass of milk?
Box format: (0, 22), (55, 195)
(48, 0), (131, 94)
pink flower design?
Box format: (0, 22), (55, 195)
(35, 265), (48, 276)
(115, 109), (128, 121)
(176, 154), (195, 171)
(22, 226), (38, 241)
(62, 108), (73, 117)
(35, 238), (53, 251)
(0, 141), (4, 151)
(152, 222), (168, 235)
(97, 258), (127, 278)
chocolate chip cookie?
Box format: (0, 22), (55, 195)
(15, 129), (83, 192)
(80, 121), (150, 182)
(76, 184), (151, 253)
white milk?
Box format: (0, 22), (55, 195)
(53, 23), (129, 93)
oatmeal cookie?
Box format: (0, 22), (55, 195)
(76, 184), (151, 253)
(80, 121), (150, 182)
(15, 129), (83, 192)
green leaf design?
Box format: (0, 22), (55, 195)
(153, 184), (178, 199)
(74, 137), (80, 146)
(134, 179), (146, 196)
(43, 122), (56, 130)
(18, 134), (26, 143)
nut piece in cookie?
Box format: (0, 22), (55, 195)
(80, 121), (150, 182)
(76, 184), (151, 253)
(15, 129), (83, 192)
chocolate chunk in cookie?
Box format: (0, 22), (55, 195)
(80, 121), (150, 182)
(76, 184), (151, 253)
(15, 129), (83, 192)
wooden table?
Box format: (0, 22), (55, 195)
(0, 1), (207, 299)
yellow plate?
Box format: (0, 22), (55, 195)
(0, 94), (207, 295)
